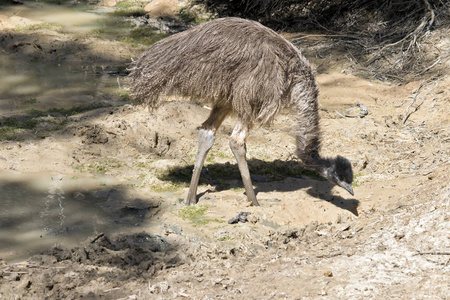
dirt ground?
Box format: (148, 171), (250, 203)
(0, 2), (449, 299)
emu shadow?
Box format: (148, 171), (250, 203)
(159, 159), (359, 216)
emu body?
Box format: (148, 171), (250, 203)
(129, 17), (354, 206)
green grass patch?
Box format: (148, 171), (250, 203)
(0, 127), (24, 141)
(117, 89), (131, 102)
(33, 0), (90, 3)
(89, 158), (122, 175)
(352, 172), (363, 188)
(206, 149), (233, 164)
(1, 117), (38, 130)
(0, 103), (108, 141)
(0, 113), (70, 140)
(90, 19), (134, 40)
(91, 23), (167, 46)
(114, 0), (137, 9)
(24, 109), (46, 117)
(176, 204), (223, 226)
(119, 27), (169, 46)
(108, 8), (147, 17)
(217, 236), (235, 242)
(179, 9), (211, 24)
(23, 97), (37, 105)
(75, 158), (122, 175)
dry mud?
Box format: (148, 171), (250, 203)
(0, 4), (449, 300)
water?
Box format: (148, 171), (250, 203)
(0, 53), (125, 116)
(0, 1), (106, 33)
(0, 172), (152, 262)
(0, 2), (127, 117)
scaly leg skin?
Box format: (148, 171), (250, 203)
(229, 123), (260, 207)
(185, 106), (230, 205)
(186, 128), (216, 206)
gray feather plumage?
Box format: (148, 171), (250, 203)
(128, 17), (353, 194)
(129, 17), (317, 127)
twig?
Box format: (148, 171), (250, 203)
(403, 80), (424, 124)
(315, 251), (343, 259)
(0, 264), (66, 270)
(291, 34), (359, 42)
(423, 0), (435, 31)
(335, 110), (347, 118)
(0, 263), (34, 270)
(419, 58), (441, 74)
(414, 251), (450, 256)
(295, 251), (344, 262)
(91, 232), (105, 244)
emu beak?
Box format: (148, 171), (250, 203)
(338, 181), (354, 196)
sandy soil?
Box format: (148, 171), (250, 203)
(0, 3), (449, 299)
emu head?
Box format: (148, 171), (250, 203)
(322, 156), (354, 196)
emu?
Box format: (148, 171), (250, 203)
(129, 17), (354, 206)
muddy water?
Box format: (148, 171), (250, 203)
(0, 53), (123, 117)
(0, 172), (154, 263)
(0, 2), (126, 117)
(1, 1), (106, 33)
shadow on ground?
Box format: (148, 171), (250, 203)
(0, 176), (160, 262)
(160, 159), (360, 216)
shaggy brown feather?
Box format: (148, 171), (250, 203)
(128, 17), (354, 200)
(129, 17), (315, 126)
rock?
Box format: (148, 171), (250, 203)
(394, 232), (405, 240)
(164, 224), (183, 235)
(98, 0), (118, 7)
(73, 192), (85, 200)
(228, 211), (249, 224)
(247, 213), (259, 224)
(144, 0), (179, 18)
(149, 281), (170, 294)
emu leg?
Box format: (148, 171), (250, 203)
(186, 106), (230, 206)
(186, 128), (215, 206)
(229, 121), (259, 206)
(229, 140), (259, 206)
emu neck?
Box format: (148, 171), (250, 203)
(292, 90), (333, 177)
(297, 148), (330, 175)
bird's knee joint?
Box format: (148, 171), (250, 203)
(230, 126), (248, 148)
(198, 128), (216, 149)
